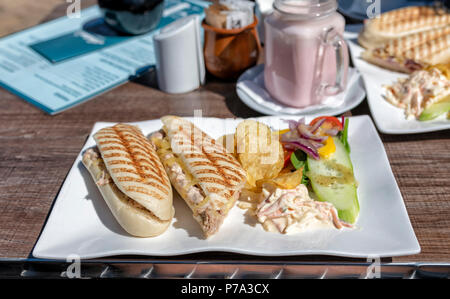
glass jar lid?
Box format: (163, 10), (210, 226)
(273, 0), (338, 17)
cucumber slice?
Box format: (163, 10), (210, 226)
(419, 95), (450, 121)
(306, 137), (359, 224)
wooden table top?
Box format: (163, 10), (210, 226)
(0, 1), (449, 264)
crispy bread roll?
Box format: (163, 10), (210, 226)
(82, 148), (173, 237)
(82, 123), (174, 237)
(93, 124), (173, 221)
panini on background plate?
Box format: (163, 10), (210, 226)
(361, 25), (450, 73)
(358, 6), (450, 49)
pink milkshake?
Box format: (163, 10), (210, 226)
(264, 0), (349, 108)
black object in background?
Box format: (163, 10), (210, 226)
(98, 0), (165, 35)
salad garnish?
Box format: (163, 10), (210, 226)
(281, 116), (348, 160)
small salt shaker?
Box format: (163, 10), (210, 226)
(153, 15), (205, 94)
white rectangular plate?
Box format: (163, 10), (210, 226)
(33, 116), (420, 259)
(345, 30), (450, 134)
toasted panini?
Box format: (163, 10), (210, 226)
(361, 25), (450, 73)
(93, 123), (173, 221)
(151, 116), (246, 237)
(358, 6), (450, 49)
(82, 148), (173, 237)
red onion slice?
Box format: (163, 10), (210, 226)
(282, 118), (305, 132)
(282, 140), (320, 160)
(281, 134), (324, 149)
(310, 118), (326, 134)
(297, 124), (328, 142)
(304, 138), (325, 149)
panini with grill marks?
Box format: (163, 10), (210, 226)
(150, 116), (246, 237)
(358, 6), (450, 49)
(93, 124), (173, 221)
(82, 123), (174, 237)
(361, 25), (450, 73)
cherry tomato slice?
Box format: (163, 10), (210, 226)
(283, 149), (294, 167)
(310, 116), (343, 131)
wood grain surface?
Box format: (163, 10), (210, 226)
(0, 0), (64, 37)
(0, 1), (449, 263)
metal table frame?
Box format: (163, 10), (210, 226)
(1, 258), (449, 279)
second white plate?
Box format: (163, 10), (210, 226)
(346, 29), (450, 134)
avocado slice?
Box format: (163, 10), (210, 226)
(419, 95), (450, 121)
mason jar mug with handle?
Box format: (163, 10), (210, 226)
(264, 0), (349, 108)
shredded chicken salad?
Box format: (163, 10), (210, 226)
(239, 184), (351, 234)
(384, 68), (450, 119)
